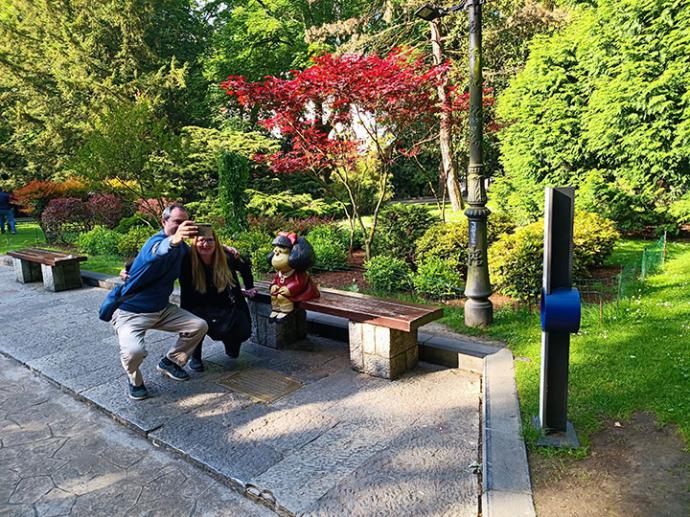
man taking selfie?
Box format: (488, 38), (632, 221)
(110, 204), (208, 400)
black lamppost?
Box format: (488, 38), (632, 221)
(415, 1), (493, 327)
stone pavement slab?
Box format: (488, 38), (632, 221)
(0, 354), (273, 517)
(0, 265), (483, 516)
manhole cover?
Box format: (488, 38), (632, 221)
(217, 369), (303, 403)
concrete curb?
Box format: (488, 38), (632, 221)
(2, 257), (536, 516)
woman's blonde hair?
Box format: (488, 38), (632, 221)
(190, 229), (235, 294)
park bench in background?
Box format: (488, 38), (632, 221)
(251, 280), (443, 380)
(7, 248), (87, 292)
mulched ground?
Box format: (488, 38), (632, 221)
(530, 413), (690, 517)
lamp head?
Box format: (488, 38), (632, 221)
(414, 3), (444, 21)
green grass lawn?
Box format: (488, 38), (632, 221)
(442, 239), (690, 450)
(1, 221), (124, 276)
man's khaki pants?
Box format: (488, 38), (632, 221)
(112, 304), (208, 387)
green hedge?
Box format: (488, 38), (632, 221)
(364, 255), (412, 293)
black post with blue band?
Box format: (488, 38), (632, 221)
(534, 187), (581, 448)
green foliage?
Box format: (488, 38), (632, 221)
(413, 257), (464, 299)
(416, 220), (469, 273)
(573, 211), (621, 275)
(667, 193), (690, 228)
(218, 151), (250, 233)
(496, 0), (690, 229)
(226, 230), (274, 274)
(174, 126), (276, 203)
(364, 255), (413, 293)
(0, 0), (208, 182)
(372, 203), (437, 264)
(489, 222), (544, 302)
(246, 189), (341, 219)
(489, 211), (620, 300)
(78, 226), (123, 256)
(117, 227), (156, 259)
(306, 225), (349, 271)
(114, 214), (157, 234)
(488, 209), (518, 244)
(74, 98), (182, 205)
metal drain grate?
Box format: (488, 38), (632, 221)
(217, 369), (303, 403)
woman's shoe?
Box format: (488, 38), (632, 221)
(188, 357), (205, 372)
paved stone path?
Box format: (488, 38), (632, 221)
(0, 265), (481, 516)
(0, 355), (272, 517)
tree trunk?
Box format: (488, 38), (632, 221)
(431, 20), (464, 212)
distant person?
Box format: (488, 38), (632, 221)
(180, 228), (257, 372)
(0, 188), (16, 235)
(107, 204), (208, 401)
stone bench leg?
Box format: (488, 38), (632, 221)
(249, 300), (307, 349)
(348, 322), (419, 380)
(41, 262), (82, 292)
(13, 258), (42, 283)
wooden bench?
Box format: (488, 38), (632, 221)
(7, 248), (87, 292)
(251, 280), (443, 380)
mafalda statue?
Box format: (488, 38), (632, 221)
(268, 232), (320, 320)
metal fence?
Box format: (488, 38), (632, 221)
(573, 232), (667, 320)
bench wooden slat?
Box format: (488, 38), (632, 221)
(8, 248), (87, 267)
(254, 280), (443, 332)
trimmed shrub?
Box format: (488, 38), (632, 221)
(364, 255), (412, 293)
(415, 220), (469, 274)
(572, 211), (620, 275)
(413, 257), (464, 299)
(488, 210), (517, 244)
(372, 203), (437, 264)
(246, 189), (340, 219)
(307, 225), (348, 270)
(78, 226), (123, 256)
(489, 211), (620, 301)
(117, 227), (155, 258)
(488, 221), (543, 302)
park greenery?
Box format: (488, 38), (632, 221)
(0, 0), (688, 453)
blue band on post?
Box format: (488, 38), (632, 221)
(540, 288), (581, 333)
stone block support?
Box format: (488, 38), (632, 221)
(248, 299), (307, 349)
(348, 322), (418, 380)
(41, 262), (82, 292)
(13, 258), (42, 284)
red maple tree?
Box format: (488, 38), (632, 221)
(222, 50), (476, 258)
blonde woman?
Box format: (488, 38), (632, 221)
(179, 229), (256, 372)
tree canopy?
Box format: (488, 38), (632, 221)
(495, 0), (690, 229)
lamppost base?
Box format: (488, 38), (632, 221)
(464, 298), (493, 327)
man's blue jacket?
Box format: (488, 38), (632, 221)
(119, 230), (188, 314)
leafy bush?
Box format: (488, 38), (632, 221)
(218, 151), (250, 233)
(572, 210), (620, 275)
(226, 230), (274, 274)
(488, 221), (543, 302)
(372, 203), (437, 264)
(364, 255), (412, 293)
(413, 257), (464, 299)
(488, 210), (517, 244)
(185, 198), (227, 229)
(246, 189), (341, 219)
(489, 211), (619, 301)
(14, 178), (89, 216)
(88, 194), (130, 229)
(667, 193), (690, 229)
(307, 225), (349, 270)
(78, 226), (123, 256)
(41, 198), (93, 243)
(416, 220), (469, 274)
(116, 227), (155, 258)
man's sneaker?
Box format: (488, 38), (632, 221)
(128, 382), (149, 400)
(157, 356), (190, 381)
(188, 357), (204, 372)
